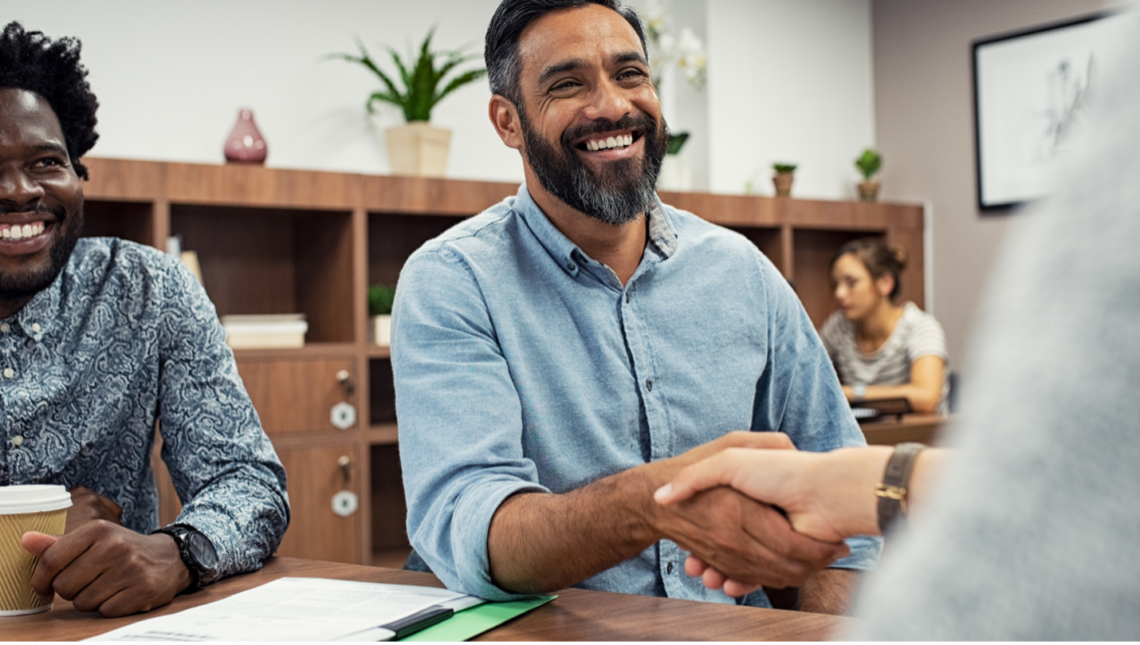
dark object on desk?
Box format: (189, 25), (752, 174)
(852, 397), (913, 423)
(383, 604), (454, 639)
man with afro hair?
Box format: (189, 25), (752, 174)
(0, 21), (288, 617)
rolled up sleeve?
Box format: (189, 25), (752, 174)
(393, 246), (548, 600)
(751, 254), (883, 570)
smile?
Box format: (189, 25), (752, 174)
(0, 221), (48, 241)
(576, 130), (642, 152)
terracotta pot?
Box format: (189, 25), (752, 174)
(386, 123), (451, 177)
(858, 179), (881, 202)
(772, 172), (795, 197)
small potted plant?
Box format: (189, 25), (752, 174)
(368, 284), (397, 347)
(329, 29), (486, 177)
(772, 163), (797, 197)
(855, 149), (882, 202)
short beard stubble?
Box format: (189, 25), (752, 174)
(519, 105), (669, 226)
(0, 203), (83, 302)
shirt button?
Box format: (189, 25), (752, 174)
(12, 435), (24, 447)
(0, 323), (8, 333)
(30, 323), (40, 332)
(666, 562), (674, 574)
(3, 367), (13, 379)
(625, 293), (630, 304)
(567, 262), (576, 271)
(646, 379), (653, 391)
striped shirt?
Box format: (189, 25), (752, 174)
(819, 302), (949, 412)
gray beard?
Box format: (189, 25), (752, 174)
(520, 108), (668, 226)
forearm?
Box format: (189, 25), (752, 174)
(845, 383), (941, 413)
(797, 568), (860, 615)
(487, 466), (660, 594)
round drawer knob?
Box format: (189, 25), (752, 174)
(330, 402), (357, 430)
(331, 490), (359, 518)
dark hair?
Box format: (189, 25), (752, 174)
(0, 21), (99, 180)
(833, 238), (908, 301)
(485, 0), (648, 108)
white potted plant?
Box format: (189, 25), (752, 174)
(368, 284), (396, 347)
(330, 29), (486, 177)
(641, 1), (707, 191)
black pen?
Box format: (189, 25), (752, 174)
(380, 604), (455, 640)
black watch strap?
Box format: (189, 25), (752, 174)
(875, 442), (926, 533)
(152, 524), (219, 592)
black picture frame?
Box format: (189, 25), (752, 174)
(975, 11), (1117, 211)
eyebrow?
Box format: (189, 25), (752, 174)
(30, 142), (69, 157)
(536, 51), (649, 86)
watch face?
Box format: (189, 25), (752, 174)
(186, 531), (220, 571)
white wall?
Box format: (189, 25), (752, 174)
(705, 0), (875, 198)
(871, 0), (1114, 366)
(7, 0), (523, 182)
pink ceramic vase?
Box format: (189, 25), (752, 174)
(224, 108), (268, 164)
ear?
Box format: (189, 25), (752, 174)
(489, 95), (524, 151)
(876, 274), (895, 299)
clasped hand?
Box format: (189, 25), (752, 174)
(645, 433), (849, 595)
(20, 486), (192, 617)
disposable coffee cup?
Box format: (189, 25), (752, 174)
(0, 485), (71, 616)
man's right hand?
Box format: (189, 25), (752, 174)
(639, 432), (850, 591)
(66, 487), (124, 534)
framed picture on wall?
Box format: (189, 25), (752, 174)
(972, 12), (1124, 211)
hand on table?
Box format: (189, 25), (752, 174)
(21, 521), (193, 617)
(642, 433), (850, 593)
(65, 487), (124, 533)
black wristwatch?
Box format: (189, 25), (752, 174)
(152, 524), (220, 592)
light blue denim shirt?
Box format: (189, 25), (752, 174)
(393, 185), (880, 607)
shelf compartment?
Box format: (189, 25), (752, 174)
(793, 228), (886, 329)
(370, 444), (410, 553)
(83, 200), (156, 247)
(368, 212), (467, 288)
(171, 205), (354, 343)
(369, 424), (399, 445)
(369, 357), (397, 425)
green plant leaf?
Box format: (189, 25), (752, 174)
(435, 68), (489, 105)
(666, 132), (690, 155)
(855, 149), (882, 179)
(772, 163), (797, 173)
(368, 284), (397, 316)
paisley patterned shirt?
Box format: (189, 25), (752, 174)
(0, 237), (289, 578)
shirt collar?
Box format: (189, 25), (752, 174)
(513, 183), (679, 278)
(10, 268), (63, 342)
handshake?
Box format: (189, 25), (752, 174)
(648, 432), (918, 599)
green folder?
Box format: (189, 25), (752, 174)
(401, 595), (556, 641)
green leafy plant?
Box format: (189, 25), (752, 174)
(368, 284), (397, 317)
(855, 149), (882, 179)
(772, 163), (797, 174)
(328, 28), (487, 123)
(667, 132), (690, 155)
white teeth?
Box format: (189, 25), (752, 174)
(10, 227), (23, 240)
(606, 136), (617, 148)
(586, 134), (635, 151)
(22, 224), (32, 237)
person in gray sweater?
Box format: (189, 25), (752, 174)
(655, 17), (1140, 640)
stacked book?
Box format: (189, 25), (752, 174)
(221, 314), (308, 349)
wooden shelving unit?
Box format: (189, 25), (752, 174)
(82, 157), (923, 567)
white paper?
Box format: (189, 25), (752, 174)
(88, 577), (474, 642)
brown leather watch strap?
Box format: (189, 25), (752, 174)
(875, 442), (926, 533)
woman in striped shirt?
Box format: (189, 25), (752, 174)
(820, 239), (948, 414)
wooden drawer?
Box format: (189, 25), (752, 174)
(237, 359), (359, 435)
(274, 445), (361, 563)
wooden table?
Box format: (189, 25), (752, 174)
(3, 557), (852, 641)
(861, 413), (948, 446)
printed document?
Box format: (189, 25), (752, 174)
(88, 577), (481, 642)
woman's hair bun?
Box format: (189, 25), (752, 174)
(890, 244), (908, 270)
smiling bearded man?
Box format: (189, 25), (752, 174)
(392, 0), (881, 615)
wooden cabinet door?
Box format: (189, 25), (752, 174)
(274, 445), (361, 563)
(237, 359), (358, 435)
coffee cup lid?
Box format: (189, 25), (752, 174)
(0, 485), (73, 515)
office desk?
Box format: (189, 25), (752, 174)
(861, 413), (948, 446)
(5, 556), (852, 641)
